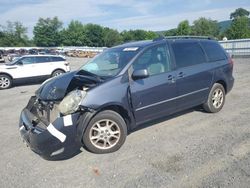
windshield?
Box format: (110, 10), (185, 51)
(6, 57), (21, 65)
(80, 47), (140, 77)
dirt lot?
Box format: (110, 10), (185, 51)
(0, 57), (249, 188)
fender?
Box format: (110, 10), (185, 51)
(75, 109), (97, 144)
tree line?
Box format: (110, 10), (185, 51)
(165, 8), (250, 40)
(0, 8), (249, 47)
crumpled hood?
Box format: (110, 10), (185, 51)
(36, 70), (102, 101)
(36, 71), (76, 101)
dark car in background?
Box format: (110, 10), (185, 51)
(19, 37), (234, 158)
(0, 50), (4, 63)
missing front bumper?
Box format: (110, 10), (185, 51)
(19, 105), (81, 158)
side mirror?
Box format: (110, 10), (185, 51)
(132, 69), (149, 80)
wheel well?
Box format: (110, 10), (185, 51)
(51, 69), (65, 75)
(216, 80), (227, 93)
(0, 72), (13, 80)
(97, 105), (131, 131)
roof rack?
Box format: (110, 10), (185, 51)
(165, 36), (215, 40)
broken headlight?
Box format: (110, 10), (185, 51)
(58, 90), (86, 115)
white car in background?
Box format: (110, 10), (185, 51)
(0, 55), (70, 89)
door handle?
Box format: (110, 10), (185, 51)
(6, 66), (17, 69)
(167, 75), (175, 83)
(178, 72), (185, 78)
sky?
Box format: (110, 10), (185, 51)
(0, 0), (250, 37)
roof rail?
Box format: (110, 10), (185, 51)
(165, 36), (215, 40)
(153, 36), (165, 42)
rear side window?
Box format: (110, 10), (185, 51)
(51, 56), (65, 62)
(201, 41), (226, 62)
(35, 56), (51, 63)
(172, 42), (206, 68)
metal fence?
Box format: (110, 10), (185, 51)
(1, 39), (250, 57)
(219, 39), (250, 57)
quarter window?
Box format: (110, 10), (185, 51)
(133, 45), (171, 76)
(51, 57), (65, 62)
(201, 41), (226, 62)
(172, 42), (206, 68)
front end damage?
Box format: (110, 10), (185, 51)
(19, 71), (100, 159)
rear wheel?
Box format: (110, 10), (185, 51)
(51, 69), (65, 77)
(82, 110), (127, 154)
(203, 83), (225, 113)
(0, 74), (12, 89)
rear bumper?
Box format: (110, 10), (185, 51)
(65, 65), (71, 72)
(19, 108), (81, 159)
(227, 76), (234, 93)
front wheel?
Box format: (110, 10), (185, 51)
(51, 70), (65, 77)
(82, 110), (127, 154)
(0, 74), (12, 89)
(203, 83), (226, 113)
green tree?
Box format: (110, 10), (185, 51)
(132, 30), (148, 40)
(121, 30), (134, 42)
(121, 29), (157, 42)
(33, 17), (63, 47)
(192, 17), (219, 37)
(145, 31), (158, 40)
(61, 20), (87, 46)
(0, 21), (29, 46)
(103, 27), (122, 47)
(225, 8), (250, 39)
(84, 24), (104, 47)
(226, 17), (250, 39)
(230, 8), (250, 20)
(164, 29), (177, 36)
(176, 20), (191, 35)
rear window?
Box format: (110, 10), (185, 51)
(51, 56), (65, 62)
(201, 41), (226, 62)
(172, 42), (206, 68)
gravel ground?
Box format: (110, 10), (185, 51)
(0, 57), (249, 188)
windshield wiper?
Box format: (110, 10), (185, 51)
(75, 70), (104, 83)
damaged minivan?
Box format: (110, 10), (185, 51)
(19, 37), (234, 157)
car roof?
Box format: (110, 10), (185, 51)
(112, 36), (216, 50)
(113, 40), (160, 49)
(22, 55), (64, 58)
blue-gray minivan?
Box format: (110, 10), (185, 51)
(19, 37), (234, 157)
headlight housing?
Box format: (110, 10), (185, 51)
(58, 90), (86, 115)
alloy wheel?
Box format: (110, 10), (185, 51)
(0, 76), (10, 89)
(212, 88), (224, 108)
(89, 119), (121, 150)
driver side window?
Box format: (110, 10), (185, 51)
(132, 44), (171, 76)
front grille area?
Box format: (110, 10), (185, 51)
(27, 96), (61, 127)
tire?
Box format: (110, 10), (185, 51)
(203, 83), (226, 113)
(82, 110), (127, 154)
(0, 74), (12, 89)
(51, 69), (65, 77)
